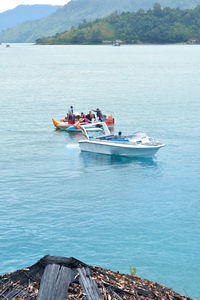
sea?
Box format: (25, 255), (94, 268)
(0, 43), (199, 298)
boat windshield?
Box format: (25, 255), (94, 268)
(95, 134), (129, 142)
(127, 131), (147, 139)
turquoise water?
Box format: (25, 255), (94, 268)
(0, 44), (199, 298)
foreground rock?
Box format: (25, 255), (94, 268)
(0, 255), (191, 299)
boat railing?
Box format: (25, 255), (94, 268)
(80, 122), (111, 139)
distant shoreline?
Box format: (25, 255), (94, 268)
(1, 42), (199, 46)
(34, 42), (199, 46)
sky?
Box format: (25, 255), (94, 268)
(0, 0), (71, 13)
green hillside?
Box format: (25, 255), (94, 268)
(0, 0), (200, 42)
(36, 4), (200, 44)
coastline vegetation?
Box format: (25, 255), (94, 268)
(36, 4), (200, 45)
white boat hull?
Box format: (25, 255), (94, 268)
(79, 140), (164, 157)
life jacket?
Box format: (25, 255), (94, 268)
(107, 115), (113, 124)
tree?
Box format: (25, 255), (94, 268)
(89, 29), (102, 43)
(153, 3), (163, 17)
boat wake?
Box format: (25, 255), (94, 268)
(65, 144), (79, 149)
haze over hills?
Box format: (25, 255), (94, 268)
(0, 0), (200, 43)
(0, 5), (61, 32)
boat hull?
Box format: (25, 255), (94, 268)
(79, 140), (164, 157)
(56, 125), (101, 132)
(52, 119), (103, 132)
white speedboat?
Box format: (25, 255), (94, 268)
(79, 123), (165, 157)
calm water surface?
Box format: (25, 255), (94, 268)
(0, 44), (199, 298)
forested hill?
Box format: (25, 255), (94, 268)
(36, 4), (200, 44)
(0, 5), (61, 32)
(1, 0), (200, 42)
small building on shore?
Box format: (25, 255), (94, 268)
(187, 37), (200, 44)
(102, 40), (113, 44)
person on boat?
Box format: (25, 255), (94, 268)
(67, 106), (75, 124)
(102, 115), (107, 122)
(86, 111), (96, 122)
(68, 105), (73, 114)
(74, 116), (80, 122)
(84, 117), (90, 124)
(60, 106), (74, 123)
(80, 112), (86, 122)
(92, 113), (96, 121)
(106, 114), (114, 125)
(68, 106), (74, 119)
(68, 119), (75, 124)
(60, 113), (69, 122)
(93, 108), (103, 121)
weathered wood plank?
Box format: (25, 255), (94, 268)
(4, 288), (22, 298)
(78, 267), (102, 300)
(37, 263), (76, 300)
(3, 288), (23, 299)
(109, 288), (124, 300)
(51, 266), (76, 299)
(37, 264), (59, 300)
